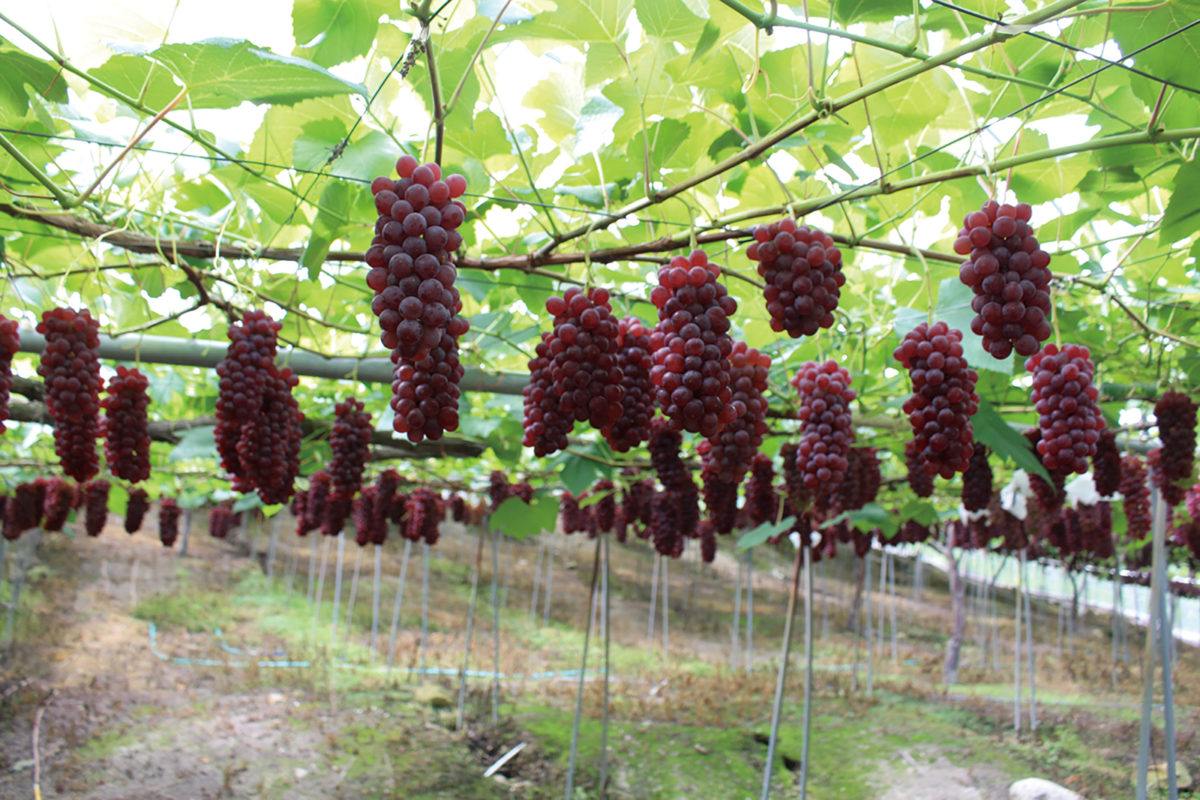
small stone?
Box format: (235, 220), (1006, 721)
(1009, 777), (1084, 800)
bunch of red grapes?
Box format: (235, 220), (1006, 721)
(591, 478), (617, 533)
(3, 482), (43, 540)
(37, 307), (102, 483)
(648, 249), (738, 438)
(744, 454), (779, 528)
(1120, 454), (1151, 540)
(214, 310), (304, 503)
(102, 366), (151, 484)
(603, 316), (654, 453)
(42, 478), (75, 532)
(210, 505), (235, 540)
(836, 446), (881, 514)
(1092, 429), (1122, 498)
(1026, 343), (1104, 474)
(747, 218), (846, 337)
(84, 480), (109, 537)
(405, 487), (442, 545)
(894, 322), (980, 479)
(298, 471), (332, 536)
(159, 497), (181, 547)
(0, 315), (18, 431)
(391, 329), (465, 443)
(125, 487), (149, 534)
(905, 441), (934, 498)
(324, 398), (372, 535)
(791, 360), (856, 514)
(1154, 390), (1197, 490)
(953, 200), (1052, 359)
(647, 419), (698, 556)
(522, 287), (624, 457)
(961, 446), (992, 513)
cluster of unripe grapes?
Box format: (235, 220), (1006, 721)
(748, 218), (846, 338)
(37, 308), (102, 483)
(954, 200), (1052, 359)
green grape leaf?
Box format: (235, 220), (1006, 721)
(292, 0), (388, 67)
(737, 516), (796, 552)
(973, 398), (1051, 483)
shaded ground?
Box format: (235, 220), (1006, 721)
(0, 508), (1193, 799)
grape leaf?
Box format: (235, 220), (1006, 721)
(489, 493), (557, 539)
(292, 0), (388, 68)
(737, 516), (796, 552)
(168, 426), (218, 463)
(0, 47), (68, 114)
(973, 397), (1051, 483)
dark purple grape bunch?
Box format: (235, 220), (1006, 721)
(592, 479), (617, 533)
(836, 446), (881, 514)
(238, 365), (304, 506)
(405, 487), (442, 545)
(391, 329), (465, 443)
(1120, 454), (1151, 540)
(648, 249), (738, 438)
(3, 482), (44, 540)
(42, 478), (75, 532)
(954, 200), (1052, 359)
(366, 157), (470, 362)
(159, 497), (181, 547)
(791, 360), (856, 515)
(1026, 343), (1103, 474)
(905, 441), (933, 498)
(647, 418), (699, 556)
(84, 479), (110, 537)
(522, 287), (624, 457)
(1092, 429), (1122, 498)
(744, 453), (779, 528)
(961, 446), (992, 513)
(125, 487), (149, 534)
(299, 471), (331, 535)
(325, 398), (372, 535)
(1153, 390), (1197, 497)
(37, 307), (102, 483)
(0, 314), (19, 432)
(894, 322), (980, 479)
(748, 218), (846, 337)
(604, 316), (655, 453)
(210, 505), (235, 539)
(102, 366), (151, 484)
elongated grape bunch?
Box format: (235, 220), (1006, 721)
(648, 249), (738, 437)
(391, 329), (465, 443)
(604, 316), (654, 452)
(325, 398), (372, 535)
(1148, 448), (1187, 507)
(894, 322), (979, 478)
(954, 200), (1052, 359)
(792, 360), (856, 512)
(125, 487), (149, 534)
(836, 446), (881, 514)
(405, 487), (442, 545)
(1154, 390), (1197, 487)
(353, 487), (383, 546)
(1026, 343), (1104, 474)
(84, 479), (109, 537)
(905, 441), (934, 498)
(748, 218), (846, 337)
(1093, 429), (1122, 498)
(215, 310), (280, 483)
(744, 454), (779, 528)
(300, 470), (331, 535)
(488, 470), (513, 511)
(699, 447), (740, 535)
(560, 491), (585, 533)
(1120, 454), (1151, 540)
(159, 497), (181, 548)
(102, 366), (151, 484)
(371, 469), (400, 538)
(0, 315), (18, 432)
(37, 307), (102, 483)
(42, 478), (75, 532)
(592, 478), (616, 532)
(699, 520), (717, 563)
(367, 157), (470, 362)
(210, 505), (235, 539)
(622, 477), (654, 540)
(521, 332), (568, 456)
(240, 366), (305, 506)
(3, 482), (42, 540)
(961, 446), (992, 512)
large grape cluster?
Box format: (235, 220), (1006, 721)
(101, 366), (151, 484)
(405, 487), (442, 545)
(0, 315), (18, 432)
(366, 157), (469, 361)
(953, 200), (1052, 359)
(1120, 454), (1151, 540)
(648, 249), (738, 438)
(42, 478), (75, 532)
(325, 398), (372, 534)
(894, 322), (979, 478)
(125, 487), (149, 534)
(791, 360), (856, 513)
(604, 316), (654, 453)
(391, 330), (465, 443)
(1092, 429), (1122, 498)
(522, 288), (624, 457)
(159, 497), (181, 547)
(214, 311), (304, 502)
(1026, 343), (1104, 474)
(84, 480), (109, 537)
(37, 307), (102, 483)
(961, 446), (992, 512)
(748, 218), (846, 337)
(1154, 390), (1197, 488)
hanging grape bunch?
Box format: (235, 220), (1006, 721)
(405, 487), (442, 545)
(521, 287), (623, 457)
(239, 365), (305, 505)
(3, 482), (43, 540)
(159, 497), (181, 548)
(905, 441), (934, 498)
(647, 418), (698, 557)
(391, 328), (465, 443)
(101, 366), (151, 484)
(961, 446), (992, 513)
(84, 480), (110, 537)
(1026, 343), (1104, 474)
(744, 454), (779, 529)
(649, 249), (738, 438)
(1120, 454), (1151, 539)
(0, 315), (18, 432)
(324, 398), (372, 535)
(37, 307), (102, 483)
(603, 316), (655, 453)
(366, 157), (470, 361)
(791, 360), (856, 516)
(125, 487), (149, 534)
(954, 200), (1053, 359)
(1092, 429), (1122, 498)
(42, 478), (75, 532)
(747, 218), (846, 337)
(1153, 390), (1197, 498)
(894, 322), (980, 479)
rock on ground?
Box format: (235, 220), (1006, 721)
(1009, 777), (1083, 800)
